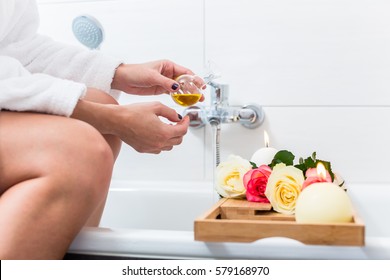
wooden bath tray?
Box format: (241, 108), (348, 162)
(194, 198), (365, 246)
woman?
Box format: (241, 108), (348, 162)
(0, 0), (203, 259)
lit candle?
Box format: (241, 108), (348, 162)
(250, 131), (278, 167)
(316, 162), (327, 179)
(302, 162), (332, 190)
(296, 162), (353, 223)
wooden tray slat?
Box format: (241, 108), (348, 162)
(194, 198), (365, 246)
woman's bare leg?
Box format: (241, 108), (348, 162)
(0, 111), (114, 259)
(81, 89), (122, 159)
(79, 90), (122, 226)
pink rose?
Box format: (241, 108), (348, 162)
(302, 167), (332, 190)
(243, 165), (272, 203)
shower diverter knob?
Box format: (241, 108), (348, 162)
(239, 104), (265, 129)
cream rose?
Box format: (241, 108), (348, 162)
(215, 155), (252, 198)
(265, 163), (304, 214)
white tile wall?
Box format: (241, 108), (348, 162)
(37, 0), (390, 183)
(205, 0), (390, 106)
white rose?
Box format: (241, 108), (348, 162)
(215, 155), (252, 198)
(265, 163), (305, 214)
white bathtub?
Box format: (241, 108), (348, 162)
(68, 180), (390, 259)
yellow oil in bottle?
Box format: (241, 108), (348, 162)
(171, 93), (202, 107)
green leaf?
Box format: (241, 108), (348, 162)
(249, 161), (257, 169)
(267, 150), (336, 182)
(303, 156), (316, 169)
(292, 152), (335, 181)
(269, 150), (295, 169)
(294, 155), (315, 173)
(294, 163), (307, 173)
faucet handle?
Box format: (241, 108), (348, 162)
(203, 72), (221, 84)
(239, 104), (265, 129)
(208, 81), (229, 107)
(182, 106), (206, 128)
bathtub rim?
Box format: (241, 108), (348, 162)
(68, 181), (390, 259)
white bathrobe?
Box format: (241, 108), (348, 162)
(0, 0), (122, 116)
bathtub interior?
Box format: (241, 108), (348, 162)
(100, 180), (390, 239)
(66, 180), (390, 260)
(100, 181), (216, 232)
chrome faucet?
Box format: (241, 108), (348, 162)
(182, 80), (264, 169)
(182, 81), (264, 129)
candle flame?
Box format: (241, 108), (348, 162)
(316, 162), (327, 180)
(264, 131), (270, 148)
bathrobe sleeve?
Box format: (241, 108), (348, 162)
(0, 0), (123, 116)
(0, 56), (87, 117)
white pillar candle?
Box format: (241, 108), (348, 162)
(250, 131), (278, 166)
(250, 147), (278, 166)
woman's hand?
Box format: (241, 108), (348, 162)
(72, 92), (190, 154)
(111, 60), (205, 102)
(107, 101), (190, 153)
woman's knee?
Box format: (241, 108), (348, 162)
(11, 115), (116, 206)
(48, 119), (114, 202)
(0, 112), (114, 220)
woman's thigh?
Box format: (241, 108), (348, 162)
(0, 111), (115, 259)
(0, 111), (111, 194)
